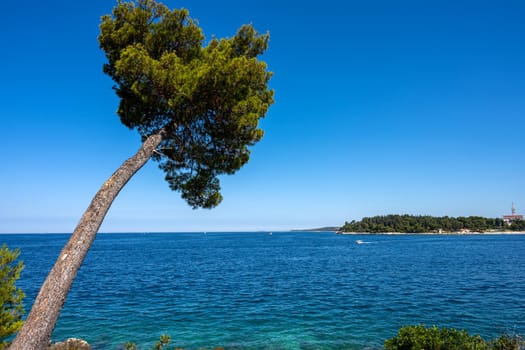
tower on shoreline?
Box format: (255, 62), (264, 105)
(503, 202), (523, 223)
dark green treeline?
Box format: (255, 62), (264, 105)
(340, 214), (525, 233)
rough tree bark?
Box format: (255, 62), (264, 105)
(10, 131), (164, 350)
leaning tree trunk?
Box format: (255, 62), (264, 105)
(10, 131), (164, 350)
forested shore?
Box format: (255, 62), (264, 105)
(339, 214), (525, 233)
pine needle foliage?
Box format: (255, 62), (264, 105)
(0, 244), (24, 349)
(99, 0), (274, 208)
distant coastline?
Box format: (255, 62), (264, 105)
(338, 214), (525, 234)
(337, 230), (525, 235)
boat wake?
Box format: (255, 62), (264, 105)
(355, 239), (377, 244)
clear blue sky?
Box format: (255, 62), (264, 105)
(1, 0), (524, 233)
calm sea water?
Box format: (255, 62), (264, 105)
(2, 232), (525, 349)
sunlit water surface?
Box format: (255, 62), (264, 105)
(3, 232), (524, 349)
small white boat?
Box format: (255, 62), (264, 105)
(355, 240), (364, 244)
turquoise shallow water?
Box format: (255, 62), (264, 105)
(2, 232), (525, 349)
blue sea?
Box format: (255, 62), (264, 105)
(2, 232), (525, 349)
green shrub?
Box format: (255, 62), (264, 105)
(384, 325), (487, 350)
(489, 334), (524, 350)
(385, 325), (524, 350)
(0, 244), (25, 349)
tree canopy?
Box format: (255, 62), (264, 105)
(99, 0), (274, 208)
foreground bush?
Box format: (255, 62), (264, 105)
(0, 244), (25, 349)
(385, 325), (524, 350)
(491, 335), (525, 350)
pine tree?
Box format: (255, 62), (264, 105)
(0, 244), (24, 349)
